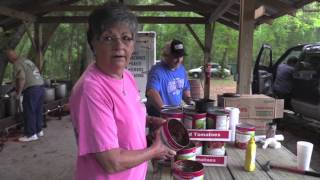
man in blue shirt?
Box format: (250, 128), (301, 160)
(273, 56), (298, 108)
(146, 39), (192, 116)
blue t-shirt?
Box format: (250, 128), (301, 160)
(146, 61), (190, 106)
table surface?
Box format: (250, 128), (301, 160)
(146, 143), (319, 180)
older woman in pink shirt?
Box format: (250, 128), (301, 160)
(69, 2), (175, 180)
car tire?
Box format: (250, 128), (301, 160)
(192, 73), (200, 78)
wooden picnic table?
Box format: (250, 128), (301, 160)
(146, 143), (319, 180)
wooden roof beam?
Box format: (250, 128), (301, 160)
(37, 16), (209, 24)
(256, 0), (315, 25)
(258, 0), (297, 14)
(255, 15), (274, 26)
(182, 0), (214, 12)
(209, 0), (235, 23)
(218, 12), (239, 24)
(254, 5), (266, 19)
(217, 18), (239, 30)
(0, 6), (36, 22)
(163, 0), (207, 16)
(47, 5), (212, 12)
(185, 24), (205, 52)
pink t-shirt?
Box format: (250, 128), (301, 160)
(69, 64), (147, 180)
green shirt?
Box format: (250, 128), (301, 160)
(14, 58), (44, 90)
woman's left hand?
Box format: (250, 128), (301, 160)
(149, 116), (166, 130)
(146, 116), (166, 147)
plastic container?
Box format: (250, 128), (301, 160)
(244, 137), (256, 172)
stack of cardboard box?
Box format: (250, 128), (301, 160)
(218, 94), (284, 135)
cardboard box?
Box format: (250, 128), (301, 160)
(188, 129), (231, 141)
(196, 155), (227, 166)
(218, 94), (284, 119)
(240, 118), (273, 135)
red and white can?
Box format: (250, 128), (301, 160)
(192, 141), (203, 156)
(161, 109), (183, 122)
(183, 110), (206, 129)
(172, 160), (204, 180)
(177, 142), (197, 161)
(204, 141), (225, 156)
(235, 123), (255, 149)
(160, 119), (190, 151)
(206, 110), (229, 130)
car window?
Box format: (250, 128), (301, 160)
(259, 48), (271, 67)
(211, 64), (219, 69)
(304, 55), (320, 69)
(281, 50), (301, 64)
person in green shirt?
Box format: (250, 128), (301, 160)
(5, 49), (45, 142)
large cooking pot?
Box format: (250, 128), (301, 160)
(52, 83), (67, 99)
(0, 98), (6, 118)
(195, 98), (215, 113)
(6, 96), (17, 116)
(44, 88), (55, 103)
(44, 79), (51, 87)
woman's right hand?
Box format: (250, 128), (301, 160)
(150, 129), (176, 160)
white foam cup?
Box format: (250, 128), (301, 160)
(297, 141), (313, 170)
(225, 107), (240, 142)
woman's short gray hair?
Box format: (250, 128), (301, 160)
(87, 1), (138, 50)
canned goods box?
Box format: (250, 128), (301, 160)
(188, 129), (231, 141)
(196, 154), (228, 166)
(217, 94), (284, 119)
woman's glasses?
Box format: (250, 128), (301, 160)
(100, 35), (134, 46)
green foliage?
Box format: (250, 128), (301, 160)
(4, 1), (320, 83)
(253, 2), (320, 61)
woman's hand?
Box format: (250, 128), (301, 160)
(148, 116), (166, 130)
(150, 129), (176, 160)
(147, 116), (166, 147)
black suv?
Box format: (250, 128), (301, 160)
(252, 43), (320, 120)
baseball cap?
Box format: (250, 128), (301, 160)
(170, 39), (187, 57)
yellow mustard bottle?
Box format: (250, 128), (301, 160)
(244, 136), (256, 172)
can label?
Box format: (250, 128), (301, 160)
(183, 115), (193, 129)
(193, 117), (206, 129)
(235, 129), (255, 149)
(215, 116), (228, 130)
(192, 141), (203, 155)
(207, 111), (229, 130)
(177, 152), (196, 161)
(206, 116), (215, 129)
(204, 141), (225, 156)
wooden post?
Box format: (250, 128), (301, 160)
(203, 23), (215, 100)
(26, 23), (59, 73)
(237, 0), (255, 94)
(34, 23), (43, 71)
(0, 25), (26, 84)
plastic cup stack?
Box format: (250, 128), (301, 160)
(297, 141), (314, 171)
(225, 107), (240, 142)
